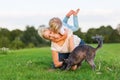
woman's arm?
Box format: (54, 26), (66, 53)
(69, 35), (74, 52)
(52, 50), (63, 67)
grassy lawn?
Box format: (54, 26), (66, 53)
(0, 44), (120, 80)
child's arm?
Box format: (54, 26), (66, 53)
(54, 33), (67, 42)
(52, 29), (68, 42)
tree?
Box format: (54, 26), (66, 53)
(10, 29), (23, 41)
(109, 30), (120, 43)
(10, 37), (25, 49)
(0, 36), (10, 48)
(95, 25), (114, 43)
(20, 25), (48, 47)
(0, 28), (11, 40)
(85, 28), (97, 43)
(73, 28), (86, 41)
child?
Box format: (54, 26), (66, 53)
(49, 9), (80, 38)
(38, 25), (68, 42)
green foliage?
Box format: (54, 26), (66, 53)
(0, 25), (120, 50)
(0, 44), (120, 80)
(109, 30), (120, 43)
(10, 37), (25, 49)
(85, 28), (97, 43)
(0, 36), (10, 48)
(20, 26), (37, 45)
(10, 29), (23, 41)
(0, 28), (10, 47)
(85, 25), (120, 43)
(97, 25), (114, 43)
(73, 28), (86, 41)
(20, 26), (47, 47)
(0, 28), (11, 40)
(27, 43), (35, 48)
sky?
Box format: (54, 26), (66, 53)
(0, 0), (120, 32)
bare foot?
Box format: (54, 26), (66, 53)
(66, 10), (74, 17)
(73, 8), (80, 16)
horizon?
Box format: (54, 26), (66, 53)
(0, 24), (116, 33)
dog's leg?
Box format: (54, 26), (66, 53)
(87, 59), (96, 70)
(65, 64), (72, 70)
(60, 64), (67, 70)
(77, 62), (82, 69)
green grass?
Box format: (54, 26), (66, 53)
(0, 44), (120, 80)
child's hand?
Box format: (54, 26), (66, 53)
(64, 28), (68, 35)
(52, 29), (68, 43)
(54, 34), (60, 38)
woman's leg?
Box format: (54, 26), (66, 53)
(58, 53), (70, 69)
(80, 39), (86, 45)
(58, 53), (70, 61)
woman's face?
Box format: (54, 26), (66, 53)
(43, 29), (61, 41)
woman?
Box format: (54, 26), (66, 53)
(38, 9), (85, 70)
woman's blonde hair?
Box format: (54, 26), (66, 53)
(38, 25), (49, 41)
(49, 17), (62, 33)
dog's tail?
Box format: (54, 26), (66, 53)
(92, 35), (103, 51)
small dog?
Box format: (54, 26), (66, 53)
(61, 35), (103, 70)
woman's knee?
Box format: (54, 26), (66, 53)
(71, 65), (77, 70)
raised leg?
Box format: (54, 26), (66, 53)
(73, 8), (80, 16)
(87, 59), (96, 70)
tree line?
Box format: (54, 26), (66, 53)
(0, 25), (120, 49)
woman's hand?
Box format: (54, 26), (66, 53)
(52, 50), (63, 68)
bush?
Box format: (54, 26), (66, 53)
(27, 43), (35, 48)
(10, 38), (25, 49)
